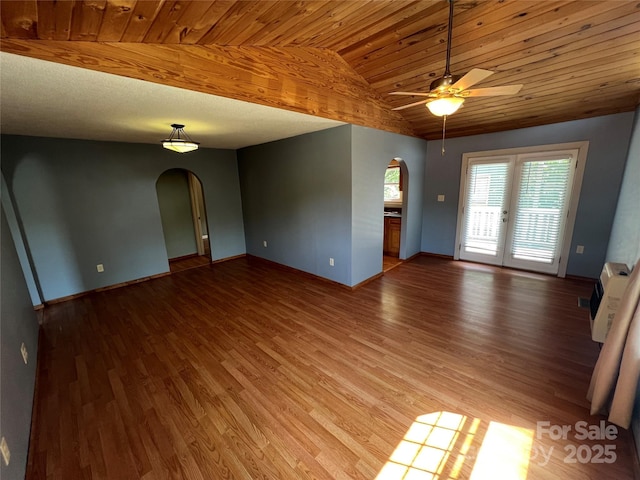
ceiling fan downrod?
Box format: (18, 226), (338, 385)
(442, 0), (455, 156)
(430, 0), (460, 93)
(444, 0), (455, 77)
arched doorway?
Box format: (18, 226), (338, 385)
(383, 158), (408, 272)
(156, 169), (211, 273)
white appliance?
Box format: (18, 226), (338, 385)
(589, 262), (631, 343)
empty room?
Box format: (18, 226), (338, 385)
(1, 1), (639, 479)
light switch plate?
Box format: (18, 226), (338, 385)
(437, 194), (445, 202)
(96, 264), (104, 272)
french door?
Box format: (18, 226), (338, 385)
(457, 149), (579, 275)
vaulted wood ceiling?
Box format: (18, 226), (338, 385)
(1, 0), (639, 140)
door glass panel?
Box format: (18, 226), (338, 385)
(508, 157), (573, 265)
(462, 162), (509, 257)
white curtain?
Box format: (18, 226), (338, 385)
(587, 262), (640, 428)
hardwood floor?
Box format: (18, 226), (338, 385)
(169, 254), (211, 273)
(27, 256), (635, 479)
(382, 255), (403, 273)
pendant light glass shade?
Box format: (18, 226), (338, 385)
(162, 124), (199, 153)
(162, 139), (199, 153)
(426, 97), (465, 116)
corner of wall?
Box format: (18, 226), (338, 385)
(1, 170), (43, 306)
(1, 205), (40, 480)
(604, 105), (640, 473)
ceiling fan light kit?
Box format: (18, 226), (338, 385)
(161, 123), (200, 153)
(427, 97), (465, 116)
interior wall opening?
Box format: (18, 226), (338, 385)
(383, 158), (408, 272)
(156, 169), (211, 273)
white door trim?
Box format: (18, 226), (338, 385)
(188, 172), (205, 256)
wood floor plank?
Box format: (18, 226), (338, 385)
(26, 256), (635, 479)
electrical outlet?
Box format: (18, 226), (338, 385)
(96, 264), (104, 272)
(329, 258), (335, 267)
(576, 245), (584, 254)
(20, 342), (28, 364)
(437, 194), (445, 202)
(0, 436), (10, 466)
(263, 240), (267, 248)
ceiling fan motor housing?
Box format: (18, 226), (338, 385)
(430, 74), (462, 93)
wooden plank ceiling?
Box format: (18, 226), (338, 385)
(1, 0), (639, 140)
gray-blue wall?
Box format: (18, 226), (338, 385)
(421, 112), (635, 278)
(238, 125), (428, 287)
(605, 106), (640, 464)
(351, 126), (427, 285)
(238, 126), (353, 285)
(1, 135), (245, 302)
(607, 107), (640, 268)
(156, 169), (198, 259)
(1, 205), (40, 480)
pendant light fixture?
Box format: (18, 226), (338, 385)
(161, 124), (199, 153)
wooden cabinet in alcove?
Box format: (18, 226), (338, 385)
(383, 217), (401, 257)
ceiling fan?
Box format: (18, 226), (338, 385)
(390, 0), (523, 117)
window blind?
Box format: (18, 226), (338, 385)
(463, 162), (509, 256)
(509, 158), (572, 263)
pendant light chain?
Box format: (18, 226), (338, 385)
(442, 115), (447, 156)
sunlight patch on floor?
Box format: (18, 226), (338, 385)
(376, 412), (533, 480)
(470, 421), (533, 479)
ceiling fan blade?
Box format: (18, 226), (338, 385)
(450, 68), (494, 91)
(389, 92), (434, 97)
(392, 98), (431, 111)
(465, 84), (524, 97)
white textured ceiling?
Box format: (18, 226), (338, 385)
(0, 52), (344, 150)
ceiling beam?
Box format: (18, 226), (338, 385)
(0, 39), (417, 137)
